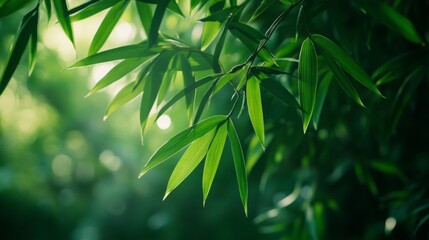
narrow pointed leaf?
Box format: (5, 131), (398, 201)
(311, 34), (383, 97)
(201, 21), (222, 50)
(164, 129), (216, 199)
(190, 0), (199, 12)
(193, 77), (219, 124)
(230, 29), (277, 65)
(229, 22), (265, 42)
(28, 11), (39, 75)
(199, 7), (237, 22)
(0, 0), (34, 18)
(322, 52), (365, 107)
(44, 0), (52, 19)
(227, 119), (248, 216)
(53, 0), (74, 44)
(70, 0), (117, 21)
(180, 54), (195, 123)
(203, 122), (228, 204)
(213, 67), (244, 94)
(298, 37), (318, 133)
(88, 0), (129, 55)
(312, 72), (332, 130)
(104, 80), (145, 119)
(89, 57), (146, 95)
(167, 0), (183, 17)
(148, 0), (169, 46)
(260, 78), (301, 110)
(156, 70), (175, 106)
(249, 0), (277, 22)
(139, 115), (227, 177)
(136, 1), (152, 37)
(247, 76), (265, 146)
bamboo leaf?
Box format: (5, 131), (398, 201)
(70, 0), (117, 21)
(298, 37), (318, 133)
(164, 129), (216, 199)
(246, 133), (273, 174)
(199, 7), (237, 22)
(322, 51), (365, 107)
(311, 34), (383, 97)
(227, 119), (248, 216)
(104, 79), (145, 119)
(229, 22), (265, 42)
(89, 57), (146, 95)
(136, 1), (152, 37)
(201, 21), (222, 50)
(193, 77), (219, 124)
(368, 160), (407, 181)
(0, 10), (36, 95)
(88, 0), (129, 55)
(180, 54), (195, 123)
(139, 115), (227, 177)
(167, 0), (183, 17)
(213, 66), (244, 94)
(28, 11), (38, 75)
(0, 0), (34, 18)
(260, 78), (301, 110)
(249, 0), (277, 22)
(247, 76), (265, 146)
(312, 72), (332, 130)
(44, 0), (52, 19)
(148, 0), (169, 47)
(202, 122), (228, 205)
(53, 0), (74, 44)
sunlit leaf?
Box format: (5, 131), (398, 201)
(322, 51), (365, 107)
(199, 7), (237, 22)
(312, 72), (332, 130)
(104, 79), (145, 119)
(213, 66), (245, 94)
(139, 115), (227, 177)
(136, 1), (152, 37)
(53, 0), (74, 44)
(201, 21), (222, 50)
(193, 77), (219, 124)
(311, 34), (383, 97)
(88, 0), (129, 55)
(227, 119), (248, 216)
(148, 0), (169, 47)
(180, 54), (195, 123)
(70, 0), (117, 21)
(202, 122), (228, 204)
(164, 129), (216, 199)
(247, 76), (265, 146)
(260, 78), (301, 110)
(166, 0), (183, 17)
(298, 37), (318, 133)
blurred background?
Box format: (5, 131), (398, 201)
(1, 0), (429, 240)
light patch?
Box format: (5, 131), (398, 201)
(156, 114), (171, 130)
(385, 217), (397, 234)
(89, 63), (115, 88)
(112, 21), (136, 43)
(52, 154), (72, 177)
(99, 150), (122, 171)
(42, 25), (75, 62)
(191, 24), (203, 43)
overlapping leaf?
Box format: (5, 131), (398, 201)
(312, 72), (332, 130)
(53, 0), (74, 44)
(70, 0), (117, 21)
(260, 78), (301, 110)
(148, 0), (169, 46)
(247, 76), (265, 146)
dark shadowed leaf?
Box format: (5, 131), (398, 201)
(136, 1), (152, 37)
(0, 0), (34, 18)
(148, 0), (169, 47)
(28, 11), (38, 75)
(199, 7), (237, 22)
(70, 0), (117, 21)
(53, 0), (74, 44)
(260, 78), (301, 110)
(180, 54), (195, 123)
(312, 72), (332, 130)
(249, 0), (277, 22)
(44, 0), (52, 19)
(247, 76), (265, 146)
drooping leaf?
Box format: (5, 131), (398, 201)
(249, 0), (277, 22)
(193, 77), (220, 124)
(312, 72), (332, 130)
(322, 51), (365, 107)
(311, 34), (383, 97)
(44, 0), (52, 19)
(213, 66), (245, 94)
(0, 9), (37, 95)
(201, 21), (222, 50)
(251, 66), (295, 78)
(148, 0), (169, 47)
(199, 7), (237, 22)
(156, 70), (176, 106)
(298, 37), (318, 133)
(70, 0), (117, 21)
(53, 0), (74, 44)
(28, 10), (38, 75)
(164, 129), (216, 199)
(166, 0), (183, 17)
(180, 54), (195, 123)
(227, 119), (248, 216)
(88, 0), (129, 55)
(139, 115), (227, 177)
(0, 0), (35, 18)
(247, 76), (265, 146)
(88, 57), (146, 95)
(202, 122), (228, 204)
(368, 160), (407, 181)
(104, 79), (145, 119)
(136, 1), (152, 37)
(212, 22), (228, 73)
(260, 78), (301, 110)
(229, 22), (266, 42)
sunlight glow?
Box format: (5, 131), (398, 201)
(52, 154), (73, 177)
(99, 150), (122, 171)
(112, 21), (136, 43)
(385, 217), (397, 234)
(156, 115), (172, 130)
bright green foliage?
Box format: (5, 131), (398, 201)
(247, 75), (265, 146)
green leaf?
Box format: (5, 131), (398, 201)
(312, 72), (332, 130)
(247, 76), (265, 146)
(359, 0), (423, 44)
(0, 10), (36, 95)
(104, 80), (145, 119)
(193, 77), (219, 124)
(88, 57), (146, 95)
(202, 122), (228, 204)
(166, 0), (183, 17)
(213, 66), (245, 94)
(156, 69), (176, 106)
(70, 0), (117, 21)
(201, 21), (222, 50)
(199, 7), (237, 22)
(136, 1), (152, 37)
(88, 0), (129, 55)
(53, 0), (74, 44)
(311, 34), (383, 97)
(180, 54), (195, 124)
(246, 133), (273, 174)
(28, 10), (38, 75)
(139, 115), (227, 177)
(298, 37), (318, 133)
(44, 0), (52, 19)
(71, 41), (157, 67)
(368, 160), (407, 181)
(251, 66), (295, 78)
(148, 0), (169, 47)
(164, 129), (216, 199)
(156, 74), (221, 120)
(260, 78), (301, 110)
(249, 0), (277, 22)
(0, 0), (35, 18)
(227, 119), (248, 216)
(322, 51), (365, 107)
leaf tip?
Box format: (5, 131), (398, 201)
(163, 191), (170, 201)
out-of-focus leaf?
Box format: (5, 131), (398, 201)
(0, 0), (35, 18)
(139, 115), (227, 177)
(311, 34), (383, 97)
(148, 0), (169, 46)
(201, 21), (222, 50)
(156, 69), (175, 106)
(71, 42), (158, 67)
(199, 7), (237, 22)
(104, 79), (145, 119)
(88, 0), (129, 55)
(28, 10), (38, 75)
(202, 122), (228, 204)
(156, 74), (221, 120)
(44, 0), (52, 19)
(298, 37), (318, 133)
(230, 29), (277, 65)
(368, 160), (407, 181)
(322, 51), (365, 107)
(312, 72), (332, 130)
(251, 66), (295, 77)
(70, 0), (117, 21)
(88, 57), (145, 95)
(246, 133), (273, 174)
(260, 78), (301, 110)
(359, 0), (423, 44)
(227, 119), (248, 216)
(247, 76), (265, 146)
(191, 0), (199, 12)
(164, 129), (216, 199)
(136, 1), (152, 37)
(295, 5), (303, 40)
(166, 0), (183, 17)
(53, 0), (74, 44)
(0, 9), (37, 95)
(414, 215), (429, 237)
(229, 22), (265, 42)
(188, 51), (214, 71)
(249, 0), (277, 22)
(180, 54), (195, 123)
